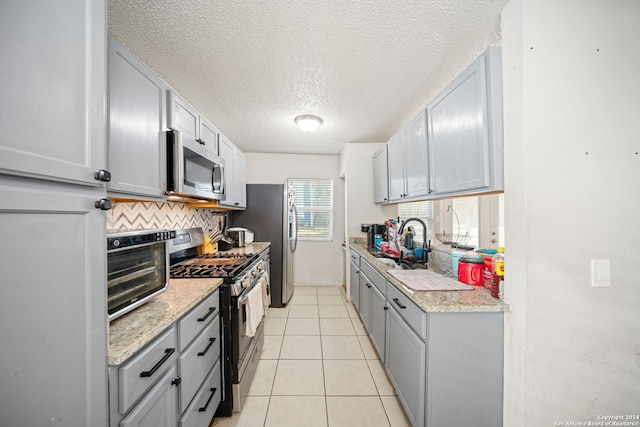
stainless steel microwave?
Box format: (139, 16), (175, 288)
(107, 229), (175, 321)
(166, 129), (225, 201)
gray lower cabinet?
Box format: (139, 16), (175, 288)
(385, 304), (427, 427)
(349, 259), (361, 310)
(369, 284), (387, 362)
(109, 290), (222, 427)
(351, 249), (503, 427)
(121, 366), (178, 427)
(107, 33), (167, 200)
(424, 313), (503, 427)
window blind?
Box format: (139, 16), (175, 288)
(288, 178), (333, 241)
(397, 201), (435, 242)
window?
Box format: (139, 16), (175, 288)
(288, 178), (333, 241)
(397, 200), (435, 244)
(451, 196), (479, 247)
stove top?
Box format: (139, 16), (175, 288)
(170, 253), (256, 279)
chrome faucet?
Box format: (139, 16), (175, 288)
(397, 218), (430, 266)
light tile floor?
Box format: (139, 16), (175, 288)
(211, 285), (411, 427)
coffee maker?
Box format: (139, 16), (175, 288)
(367, 224), (387, 251)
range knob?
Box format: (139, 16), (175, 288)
(242, 278), (251, 288)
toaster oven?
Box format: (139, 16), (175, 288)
(107, 229), (176, 321)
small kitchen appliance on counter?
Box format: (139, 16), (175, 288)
(106, 229), (176, 321)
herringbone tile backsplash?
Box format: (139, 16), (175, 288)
(107, 202), (224, 233)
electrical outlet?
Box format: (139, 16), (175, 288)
(591, 259), (611, 287)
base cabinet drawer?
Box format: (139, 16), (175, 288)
(120, 366), (178, 427)
(179, 360), (222, 427)
(178, 291), (219, 351)
(178, 316), (220, 413)
(119, 327), (177, 414)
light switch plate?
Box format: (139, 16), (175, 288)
(591, 259), (611, 287)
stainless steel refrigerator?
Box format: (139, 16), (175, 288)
(232, 183), (297, 307)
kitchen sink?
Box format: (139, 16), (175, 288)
(376, 258), (402, 270)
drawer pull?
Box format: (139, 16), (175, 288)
(199, 388), (217, 412)
(392, 298), (407, 309)
(366, 283), (372, 288)
(140, 348), (175, 378)
(197, 337), (217, 357)
(197, 307), (217, 322)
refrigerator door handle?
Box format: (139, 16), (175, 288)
(290, 204), (298, 252)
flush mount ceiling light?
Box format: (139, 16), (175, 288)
(295, 114), (323, 133)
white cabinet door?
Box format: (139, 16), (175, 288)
(349, 261), (361, 310)
(108, 34), (167, 199)
(427, 48), (502, 195)
(168, 92), (199, 140)
(386, 133), (405, 201)
(372, 146), (389, 203)
(0, 0), (106, 186)
(199, 118), (219, 154)
(403, 112), (429, 198)
(0, 176), (108, 427)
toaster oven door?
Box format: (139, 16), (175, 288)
(107, 241), (169, 320)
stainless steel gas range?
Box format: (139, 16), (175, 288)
(168, 228), (269, 416)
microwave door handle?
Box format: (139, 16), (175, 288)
(213, 163), (225, 195)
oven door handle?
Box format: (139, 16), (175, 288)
(237, 273), (267, 308)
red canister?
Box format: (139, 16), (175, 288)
(458, 260), (484, 286)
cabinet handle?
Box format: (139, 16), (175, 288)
(199, 388), (217, 412)
(197, 337), (216, 357)
(94, 198), (112, 211)
(234, 202), (240, 206)
(140, 348), (175, 378)
(392, 298), (407, 309)
(196, 138), (205, 145)
(366, 283), (372, 288)
(93, 169), (111, 182)
(197, 307), (217, 322)
(171, 377), (181, 387)
(383, 306), (389, 311)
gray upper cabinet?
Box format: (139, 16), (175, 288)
(199, 118), (220, 154)
(403, 112), (430, 198)
(427, 47), (503, 196)
(108, 33), (167, 199)
(168, 92), (218, 154)
(386, 112), (429, 202)
(372, 146), (389, 203)
(218, 135), (246, 209)
(386, 132), (405, 201)
(0, 0), (106, 187)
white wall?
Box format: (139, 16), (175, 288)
(245, 152), (345, 286)
(502, 0), (640, 424)
(340, 142), (398, 298)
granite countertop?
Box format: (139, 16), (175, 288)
(108, 242), (271, 366)
(349, 239), (509, 313)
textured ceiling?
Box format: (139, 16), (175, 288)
(108, 0), (507, 155)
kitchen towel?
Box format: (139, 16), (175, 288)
(244, 281), (264, 337)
